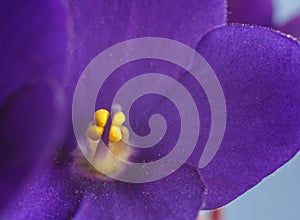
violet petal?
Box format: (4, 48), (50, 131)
(73, 165), (205, 220)
(196, 24), (300, 209)
(227, 0), (273, 27)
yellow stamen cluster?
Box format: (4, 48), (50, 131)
(80, 108), (132, 180)
(86, 108), (126, 143)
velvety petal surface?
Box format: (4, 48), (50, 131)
(73, 165), (205, 220)
(194, 25), (300, 209)
(1, 162), (82, 219)
(227, 0), (273, 27)
(0, 0), (68, 208)
(280, 15), (300, 38)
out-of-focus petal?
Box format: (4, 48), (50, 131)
(0, 81), (66, 210)
(0, 0), (68, 208)
(195, 25), (300, 209)
(0, 0), (68, 107)
(227, 0), (273, 27)
(73, 165), (206, 220)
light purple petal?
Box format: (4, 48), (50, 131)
(227, 0), (273, 27)
(195, 25), (300, 209)
(73, 165), (206, 220)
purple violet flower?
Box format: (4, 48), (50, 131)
(1, 0), (300, 219)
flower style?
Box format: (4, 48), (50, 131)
(1, 0), (300, 219)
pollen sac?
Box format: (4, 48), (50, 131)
(86, 125), (104, 141)
(109, 125), (122, 143)
(112, 111), (126, 126)
(94, 109), (110, 127)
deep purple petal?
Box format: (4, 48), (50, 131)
(0, 81), (66, 210)
(280, 15), (300, 38)
(74, 165), (205, 220)
(227, 0), (273, 27)
(2, 163), (82, 219)
(195, 25), (300, 209)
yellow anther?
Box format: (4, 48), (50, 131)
(86, 125), (104, 141)
(109, 125), (122, 143)
(94, 109), (110, 127)
(112, 111), (126, 126)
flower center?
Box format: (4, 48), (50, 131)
(73, 107), (134, 181)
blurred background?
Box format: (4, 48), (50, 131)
(226, 154), (300, 219)
(273, 0), (300, 25)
